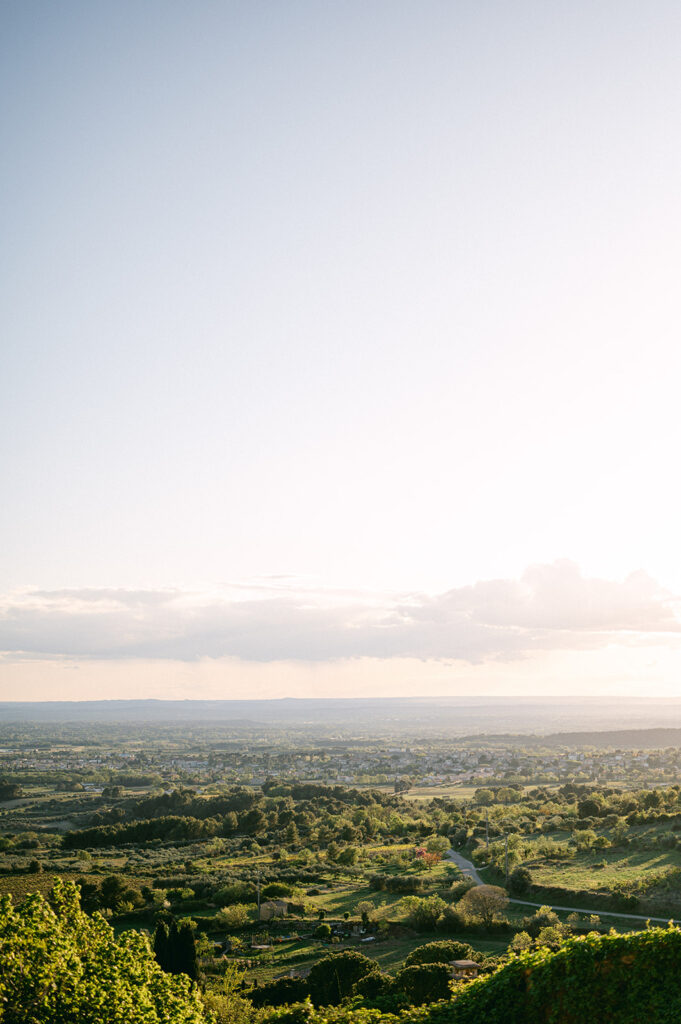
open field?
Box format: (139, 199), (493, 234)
(529, 846), (681, 891)
(403, 784), (559, 803)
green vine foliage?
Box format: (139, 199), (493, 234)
(438, 925), (681, 1024)
(265, 926), (681, 1024)
(0, 880), (210, 1023)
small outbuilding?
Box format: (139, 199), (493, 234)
(449, 959), (482, 980)
(259, 899), (289, 921)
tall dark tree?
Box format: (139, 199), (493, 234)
(167, 921), (181, 974)
(153, 920), (170, 972)
(176, 921), (199, 981)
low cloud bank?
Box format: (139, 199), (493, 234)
(1, 561), (678, 664)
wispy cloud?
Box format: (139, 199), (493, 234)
(1, 561), (678, 664)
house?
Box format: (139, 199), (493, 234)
(259, 899), (289, 921)
(449, 960), (482, 980)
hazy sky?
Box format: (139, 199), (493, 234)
(3, 2), (681, 699)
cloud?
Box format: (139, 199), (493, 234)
(0, 561), (678, 664)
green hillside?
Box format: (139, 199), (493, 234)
(264, 927), (681, 1024)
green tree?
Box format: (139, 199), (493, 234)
(223, 811), (239, 834)
(153, 919), (170, 971)
(168, 922), (182, 974)
(0, 881), (208, 1022)
(536, 925), (565, 950)
(216, 903), (250, 929)
(508, 866), (532, 896)
(249, 976), (309, 1007)
(353, 969), (390, 999)
(509, 930), (533, 952)
(284, 821), (299, 844)
(77, 877), (101, 912)
(401, 895), (447, 931)
(241, 808), (266, 835)
(425, 835), (450, 856)
(308, 950), (378, 1006)
(458, 885), (508, 927)
(337, 846), (358, 865)
(262, 883), (292, 899)
(176, 920), (199, 980)
(99, 874), (129, 909)
(355, 900), (375, 926)
(203, 963), (255, 1024)
(393, 963), (451, 1005)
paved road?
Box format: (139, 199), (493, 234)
(506, 898), (681, 926)
(446, 848), (681, 926)
(447, 849), (486, 886)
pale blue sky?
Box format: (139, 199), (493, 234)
(3, 2), (681, 697)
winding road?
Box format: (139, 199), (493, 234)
(446, 849), (681, 927)
(447, 849), (486, 886)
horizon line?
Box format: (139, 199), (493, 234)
(3, 694), (681, 704)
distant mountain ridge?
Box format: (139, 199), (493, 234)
(4, 696), (681, 739)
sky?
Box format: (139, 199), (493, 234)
(2, 1), (681, 700)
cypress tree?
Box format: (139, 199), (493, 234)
(176, 921), (199, 981)
(167, 921), (181, 974)
(152, 920), (169, 972)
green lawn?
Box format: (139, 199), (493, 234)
(304, 883), (405, 918)
(529, 847), (681, 892)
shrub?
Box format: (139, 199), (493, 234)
(449, 878), (476, 900)
(578, 799), (602, 818)
(520, 906), (561, 938)
(368, 874), (426, 894)
(405, 940), (474, 966)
